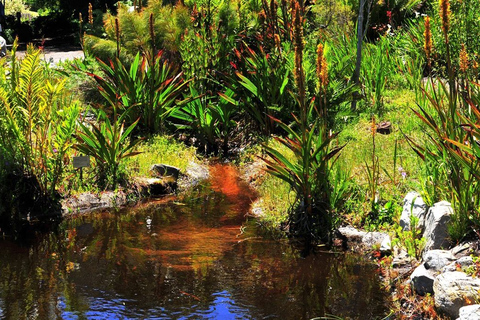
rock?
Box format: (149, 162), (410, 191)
(376, 121), (392, 134)
(423, 201), (453, 253)
(400, 191), (428, 231)
(179, 161), (209, 189)
(410, 264), (435, 295)
(150, 164), (180, 180)
(443, 263), (458, 273)
(137, 177), (176, 196)
(392, 249), (415, 268)
(380, 235), (392, 254)
(336, 226), (389, 249)
(61, 191), (128, 215)
(424, 250), (456, 271)
(444, 256), (475, 273)
(362, 231), (389, 248)
(457, 304), (480, 320)
(452, 242), (475, 259)
(456, 256), (475, 269)
(434, 271), (480, 319)
(337, 226), (365, 243)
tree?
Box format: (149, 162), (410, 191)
(351, 0), (374, 111)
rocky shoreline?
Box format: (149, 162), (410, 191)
(61, 161), (209, 216)
(336, 192), (480, 319)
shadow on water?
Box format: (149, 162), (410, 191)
(0, 164), (389, 319)
(0, 172), (63, 242)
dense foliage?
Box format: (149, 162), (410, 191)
(2, 0), (480, 249)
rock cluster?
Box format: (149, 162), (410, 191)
(399, 192), (479, 319)
(337, 191), (480, 319)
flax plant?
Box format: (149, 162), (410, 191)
(410, 0), (480, 239)
(74, 107), (143, 190)
(261, 2), (344, 244)
(231, 43), (292, 135)
(88, 52), (187, 134)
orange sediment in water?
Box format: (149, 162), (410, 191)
(208, 164), (257, 215)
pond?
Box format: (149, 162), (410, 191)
(0, 164), (389, 319)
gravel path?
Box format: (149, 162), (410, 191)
(12, 39), (84, 64)
(16, 47), (84, 64)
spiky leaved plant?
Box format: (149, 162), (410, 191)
(261, 1), (344, 245)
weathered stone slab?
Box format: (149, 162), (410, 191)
(434, 271), (480, 319)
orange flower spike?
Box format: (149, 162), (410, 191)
(439, 0), (451, 36)
(274, 33), (281, 51)
(88, 3), (93, 25)
(424, 16), (433, 66)
(293, 1), (305, 101)
(316, 43), (328, 92)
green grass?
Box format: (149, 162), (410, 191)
(240, 140), (295, 234)
(335, 87), (427, 227)
(125, 135), (199, 178)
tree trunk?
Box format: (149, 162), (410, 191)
(351, 0), (366, 111)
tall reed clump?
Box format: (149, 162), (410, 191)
(410, 0), (480, 241)
(261, 2), (345, 245)
(0, 43), (79, 222)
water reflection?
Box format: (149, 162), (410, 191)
(0, 165), (388, 319)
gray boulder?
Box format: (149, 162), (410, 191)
(457, 304), (480, 320)
(150, 164), (180, 179)
(452, 242), (475, 259)
(392, 249), (415, 268)
(362, 231), (390, 248)
(380, 235), (392, 254)
(337, 226), (389, 249)
(434, 271), (480, 318)
(410, 264), (435, 295)
(423, 201), (453, 253)
(444, 256), (475, 273)
(337, 226), (365, 242)
(400, 191), (428, 231)
(424, 250), (456, 271)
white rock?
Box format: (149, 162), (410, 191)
(423, 201), (453, 253)
(400, 191), (428, 231)
(434, 271), (480, 319)
(457, 304), (480, 320)
(380, 235), (392, 254)
(424, 250), (456, 271)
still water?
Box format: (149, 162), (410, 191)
(0, 165), (388, 319)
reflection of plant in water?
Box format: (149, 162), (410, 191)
(0, 232), (88, 318)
